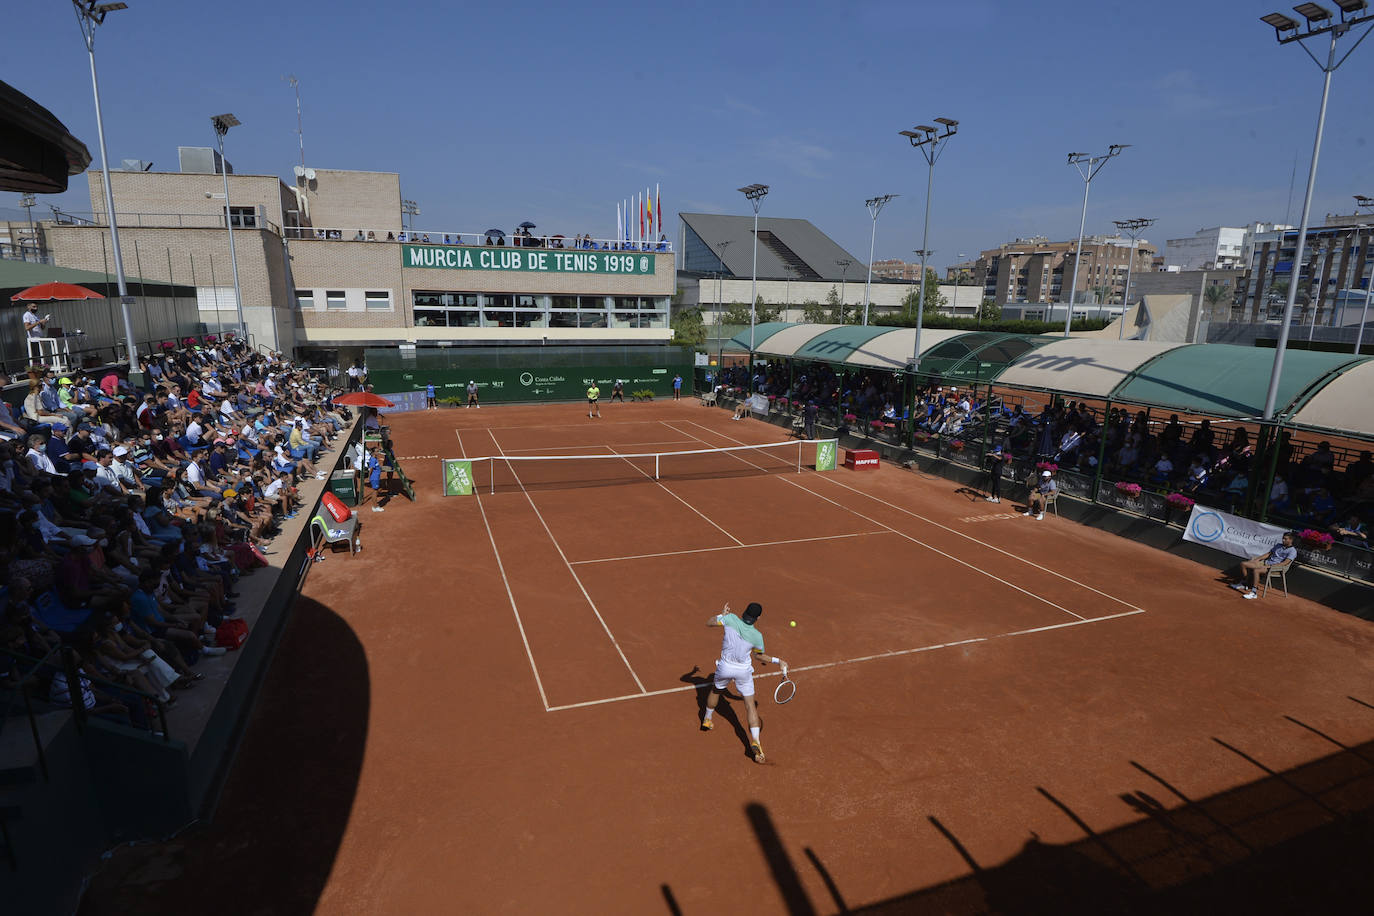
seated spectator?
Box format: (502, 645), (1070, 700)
(1023, 469), (1056, 520)
(1333, 513), (1368, 548)
(1226, 532), (1297, 599)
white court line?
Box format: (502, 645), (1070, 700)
(665, 420), (1089, 622)
(571, 530), (890, 566)
(453, 419), (686, 432)
(544, 608), (1146, 712)
(603, 444), (744, 546)
(456, 429), (551, 711)
(485, 428), (648, 694)
(501, 439), (698, 454)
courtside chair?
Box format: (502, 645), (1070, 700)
(1261, 558), (1293, 598)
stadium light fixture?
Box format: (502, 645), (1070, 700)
(211, 113), (247, 343)
(737, 184), (770, 363)
(862, 194), (898, 326)
(1061, 145), (1128, 337)
(901, 117), (958, 372)
(1258, 0), (1374, 418)
(1112, 218), (1155, 338)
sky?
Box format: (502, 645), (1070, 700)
(6, 0), (1374, 271)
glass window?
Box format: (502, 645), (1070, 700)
(295, 289), (314, 310)
(413, 309), (448, 327)
(551, 296), (577, 311)
(549, 311), (578, 328)
(484, 310), (515, 327)
(365, 290), (391, 310)
(326, 290), (346, 310)
(229, 206), (257, 228)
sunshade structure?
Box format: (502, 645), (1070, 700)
(0, 80), (91, 193)
(10, 281), (105, 302)
(727, 323), (1374, 437)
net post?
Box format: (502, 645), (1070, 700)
(655, 454), (660, 480)
(797, 439), (802, 473)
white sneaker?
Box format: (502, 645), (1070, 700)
(372, 505), (385, 513)
(1036, 513), (1044, 520)
(985, 496), (999, 503)
(201, 646), (227, 656)
(1242, 590), (1258, 600)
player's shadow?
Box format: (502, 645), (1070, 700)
(680, 665), (754, 760)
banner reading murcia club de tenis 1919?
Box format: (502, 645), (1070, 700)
(403, 245), (656, 275)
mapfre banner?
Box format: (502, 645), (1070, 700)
(1181, 504), (1288, 559)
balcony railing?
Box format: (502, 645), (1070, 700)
(82, 211), (282, 233)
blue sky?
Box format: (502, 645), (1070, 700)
(7, 0), (1374, 270)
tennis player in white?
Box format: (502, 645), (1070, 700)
(702, 601), (787, 765)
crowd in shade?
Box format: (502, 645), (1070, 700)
(706, 358), (1373, 546)
(0, 340), (351, 731)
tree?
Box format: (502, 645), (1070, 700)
(670, 306), (706, 348)
(800, 298), (827, 323)
(754, 295), (782, 324)
(720, 302), (752, 326)
(900, 269), (946, 318)
(1203, 281), (1231, 308)
(977, 298), (1002, 322)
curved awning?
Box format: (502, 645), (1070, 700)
(1113, 345), (1362, 418)
(1287, 358), (1374, 434)
(0, 80), (91, 193)
(997, 339), (1189, 398)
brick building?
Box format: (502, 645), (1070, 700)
(42, 152), (674, 367)
(974, 235), (1156, 306)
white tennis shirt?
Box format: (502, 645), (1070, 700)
(715, 613), (764, 667)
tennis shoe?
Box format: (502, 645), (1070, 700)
(750, 741), (766, 765)
(1242, 590), (1258, 600)
(700, 717), (713, 731)
(1230, 583), (1247, 591)
(1036, 513), (1044, 520)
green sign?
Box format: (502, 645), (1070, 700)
(403, 245), (656, 275)
(815, 439), (837, 472)
(443, 459), (474, 496)
(371, 363), (691, 405)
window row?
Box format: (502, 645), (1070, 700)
(296, 289), (392, 310)
(410, 291), (667, 329)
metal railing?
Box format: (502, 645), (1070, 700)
(82, 211), (282, 234)
(1, 644), (170, 745)
(0, 242), (53, 264)
(284, 226), (672, 252)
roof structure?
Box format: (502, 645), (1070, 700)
(679, 213), (865, 281)
(726, 322), (1374, 435)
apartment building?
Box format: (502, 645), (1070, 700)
(1164, 223), (1290, 271)
(1237, 215), (1374, 326)
(975, 235), (1156, 305)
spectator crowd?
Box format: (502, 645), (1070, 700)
(1, 339), (352, 731)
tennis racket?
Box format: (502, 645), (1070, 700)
(773, 672), (796, 704)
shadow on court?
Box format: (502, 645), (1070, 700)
(78, 597), (369, 916)
(680, 666), (759, 763)
(660, 718), (1374, 914)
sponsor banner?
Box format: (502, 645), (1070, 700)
(1344, 544), (1374, 584)
(369, 364), (692, 404)
(1055, 469), (1093, 500)
(815, 439), (837, 472)
(1295, 542), (1348, 576)
(1181, 504), (1287, 559)
(747, 393), (769, 414)
(1098, 480), (1150, 515)
(443, 459), (473, 497)
(403, 245), (656, 275)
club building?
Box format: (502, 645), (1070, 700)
(41, 148), (675, 368)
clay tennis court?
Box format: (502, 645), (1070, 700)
(81, 400), (1374, 914)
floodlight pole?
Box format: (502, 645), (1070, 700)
(1112, 217), (1155, 339)
(402, 199), (419, 232)
(1260, 4), (1374, 419)
(74, 0), (139, 376)
(862, 194), (897, 326)
(714, 239), (732, 330)
(738, 184), (769, 361)
(1063, 145), (1127, 337)
(901, 119), (957, 371)
(1356, 201), (1374, 354)
(212, 115), (247, 344)
(837, 258), (852, 316)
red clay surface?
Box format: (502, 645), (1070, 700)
(80, 399), (1374, 915)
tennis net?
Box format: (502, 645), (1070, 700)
(441, 439), (839, 495)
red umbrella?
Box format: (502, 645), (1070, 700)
(10, 281), (105, 302)
(333, 391), (396, 408)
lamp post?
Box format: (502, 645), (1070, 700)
(901, 118), (957, 372)
(211, 114), (247, 344)
(1355, 194), (1374, 353)
(402, 199), (419, 233)
(1063, 145), (1128, 337)
(836, 258), (852, 318)
(714, 239), (732, 331)
(1259, 2), (1374, 418)
(738, 183), (769, 359)
(72, 0), (140, 376)
(1112, 217), (1155, 339)
(862, 194), (897, 326)
(17, 193), (36, 259)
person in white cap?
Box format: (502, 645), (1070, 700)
(1023, 468), (1056, 520)
(109, 444), (142, 491)
(466, 380), (480, 408)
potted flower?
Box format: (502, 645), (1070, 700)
(844, 413), (858, 424)
(1036, 461), (1058, 473)
(870, 419), (885, 431)
(913, 429), (931, 443)
(949, 439), (965, 452)
(1165, 493), (1195, 511)
(1115, 481), (1142, 498)
(1299, 528), (1334, 550)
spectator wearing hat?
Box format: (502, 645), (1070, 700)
(1023, 469), (1056, 521)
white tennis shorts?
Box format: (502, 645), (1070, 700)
(712, 659), (755, 697)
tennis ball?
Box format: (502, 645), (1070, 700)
(790, 620), (796, 627)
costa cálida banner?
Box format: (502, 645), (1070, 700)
(1181, 504), (1288, 559)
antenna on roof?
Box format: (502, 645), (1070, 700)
(284, 75), (306, 178)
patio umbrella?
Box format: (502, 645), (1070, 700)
(483, 228), (505, 237)
(333, 391), (396, 408)
(518, 221), (536, 229)
(10, 281), (105, 302)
